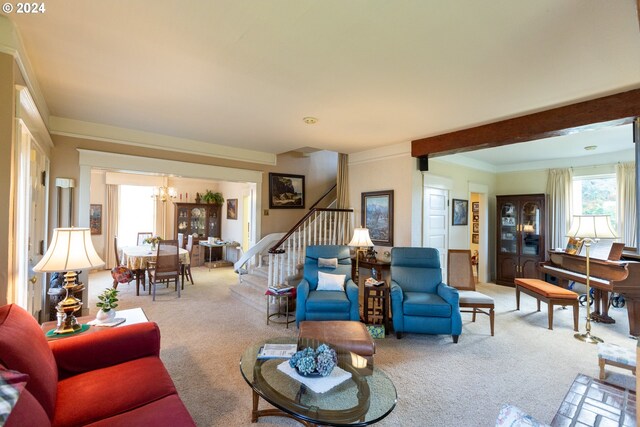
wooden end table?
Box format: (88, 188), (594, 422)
(41, 307), (149, 340)
(363, 284), (390, 334)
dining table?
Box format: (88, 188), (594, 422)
(121, 245), (190, 296)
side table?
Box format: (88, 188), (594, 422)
(265, 290), (295, 328)
(363, 284), (389, 335)
(41, 307), (149, 340)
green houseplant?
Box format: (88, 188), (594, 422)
(96, 288), (119, 322)
(202, 190), (224, 205)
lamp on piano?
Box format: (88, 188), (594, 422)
(566, 215), (618, 344)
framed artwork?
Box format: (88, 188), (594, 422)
(473, 214), (479, 222)
(269, 173), (305, 209)
(472, 202), (479, 212)
(89, 204), (102, 235)
(473, 223), (479, 233)
(472, 233), (479, 244)
(227, 198), (238, 220)
(452, 199), (468, 226)
(361, 190), (394, 246)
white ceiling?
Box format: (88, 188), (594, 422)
(3, 1), (640, 157)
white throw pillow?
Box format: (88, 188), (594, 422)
(318, 257), (338, 269)
(316, 271), (346, 291)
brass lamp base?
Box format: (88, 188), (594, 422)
(574, 331), (603, 344)
(54, 271), (85, 334)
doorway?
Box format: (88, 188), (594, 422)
(423, 187), (450, 282)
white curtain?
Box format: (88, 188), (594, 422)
(616, 162), (636, 248)
(546, 168), (573, 251)
(105, 184), (119, 268)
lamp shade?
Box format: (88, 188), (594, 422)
(348, 227), (374, 247)
(566, 215), (618, 240)
(33, 227), (105, 272)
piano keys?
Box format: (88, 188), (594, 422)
(538, 249), (640, 336)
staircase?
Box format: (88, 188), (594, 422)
(230, 205), (354, 311)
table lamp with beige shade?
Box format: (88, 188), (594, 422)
(33, 227), (105, 334)
(566, 215), (618, 344)
(348, 227), (374, 284)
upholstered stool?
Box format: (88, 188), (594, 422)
(458, 290), (495, 336)
(597, 342), (636, 380)
(298, 321), (375, 367)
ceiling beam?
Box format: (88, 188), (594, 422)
(411, 88), (640, 158)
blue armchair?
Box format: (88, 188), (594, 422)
(390, 247), (462, 342)
(296, 245), (359, 327)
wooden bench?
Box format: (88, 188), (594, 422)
(515, 278), (579, 331)
(597, 342), (636, 380)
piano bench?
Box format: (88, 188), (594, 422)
(515, 278), (579, 331)
(597, 342), (636, 380)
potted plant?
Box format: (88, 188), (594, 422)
(96, 288), (119, 322)
(202, 190), (224, 205)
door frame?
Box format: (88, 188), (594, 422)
(468, 182), (489, 283)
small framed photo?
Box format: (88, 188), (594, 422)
(472, 202), (479, 212)
(473, 223), (479, 233)
(472, 233), (479, 244)
(472, 214), (479, 222)
(90, 204), (102, 235)
(452, 199), (468, 226)
(227, 198), (238, 220)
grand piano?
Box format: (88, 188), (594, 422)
(538, 246), (640, 337)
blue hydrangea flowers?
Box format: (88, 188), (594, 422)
(289, 344), (337, 377)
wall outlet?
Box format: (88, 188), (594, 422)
(263, 209), (269, 216)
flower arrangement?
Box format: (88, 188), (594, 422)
(143, 235), (162, 246)
(289, 344), (337, 377)
(96, 288), (119, 312)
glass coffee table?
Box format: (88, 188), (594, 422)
(240, 337), (397, 426)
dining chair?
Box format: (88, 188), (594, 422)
(113, 236), (145, 291)
(447, 249), (495, 336)
(181, 235), (195, 285)
(137, 232), (153, 246)
(147, 239), (181, 301)
(177, 233), (184, 249)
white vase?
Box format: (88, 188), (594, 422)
(96, 309), (116, 323)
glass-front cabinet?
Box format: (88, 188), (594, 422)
(496, 194), (545, 286)
(174, 202), (222, 265)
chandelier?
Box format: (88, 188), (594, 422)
(152, 186), (177, 203)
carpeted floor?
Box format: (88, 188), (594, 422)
(87, 267), (636, 426)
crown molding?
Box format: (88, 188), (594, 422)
(348, 141), (411, 165)
(0, 16), (50, 125)
(15, 85), (52, 147)
(52, 117), (277, 166)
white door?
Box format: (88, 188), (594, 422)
(15, 121), (49, 319)
(423, 187), (449, 282)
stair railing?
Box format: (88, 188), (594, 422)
(267, 207), (353, 289)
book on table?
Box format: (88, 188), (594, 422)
(364, 277), (384, 287)
(257, 343), (298, 359)
(268, 283), (294, 294)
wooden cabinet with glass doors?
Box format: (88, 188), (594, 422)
(496, 194), (545, 286)
(174, 203), (222, 265)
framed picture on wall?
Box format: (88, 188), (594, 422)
(269, 173), (305, 209)
(90, 204), (102, 235)
(473, 214), (479, 222)
(361, 190), (394, 246)
(227, 199), (238, 220)
(452, 199), (468, 226)
(472, 202), (479, 212)
(472, 233), (479, 244)
(473, 223), (479, 233)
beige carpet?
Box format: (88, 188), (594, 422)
(87, 268), (636, 426)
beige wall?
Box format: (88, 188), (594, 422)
(0, 53), (15, 305)
(89, 170), (107, 256)
(496, 169), (547, 195)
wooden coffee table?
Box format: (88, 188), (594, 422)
(41, 307), (149, 340)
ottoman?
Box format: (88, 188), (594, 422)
(298, 321), (376, 366)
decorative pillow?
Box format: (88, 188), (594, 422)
(111, 266), (133, 284)
(0, 368), (29, 425)
(318, 257), (338, 269)
(316, 271), (346, 291)
(495, 404), (549, 427)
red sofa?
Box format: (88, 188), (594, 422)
(0, 304), (195, 426)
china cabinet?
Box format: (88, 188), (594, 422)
(174, 203), (222, 264)
(496, 194), (545, 286)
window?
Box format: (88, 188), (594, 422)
(118, 185), (156, 247)
(572, 174), (617, 229)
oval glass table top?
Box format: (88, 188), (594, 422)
(240, 337), (397, 426)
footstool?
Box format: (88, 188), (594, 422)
(597, 342), (636, 380)
(298, 321), (375, 367)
